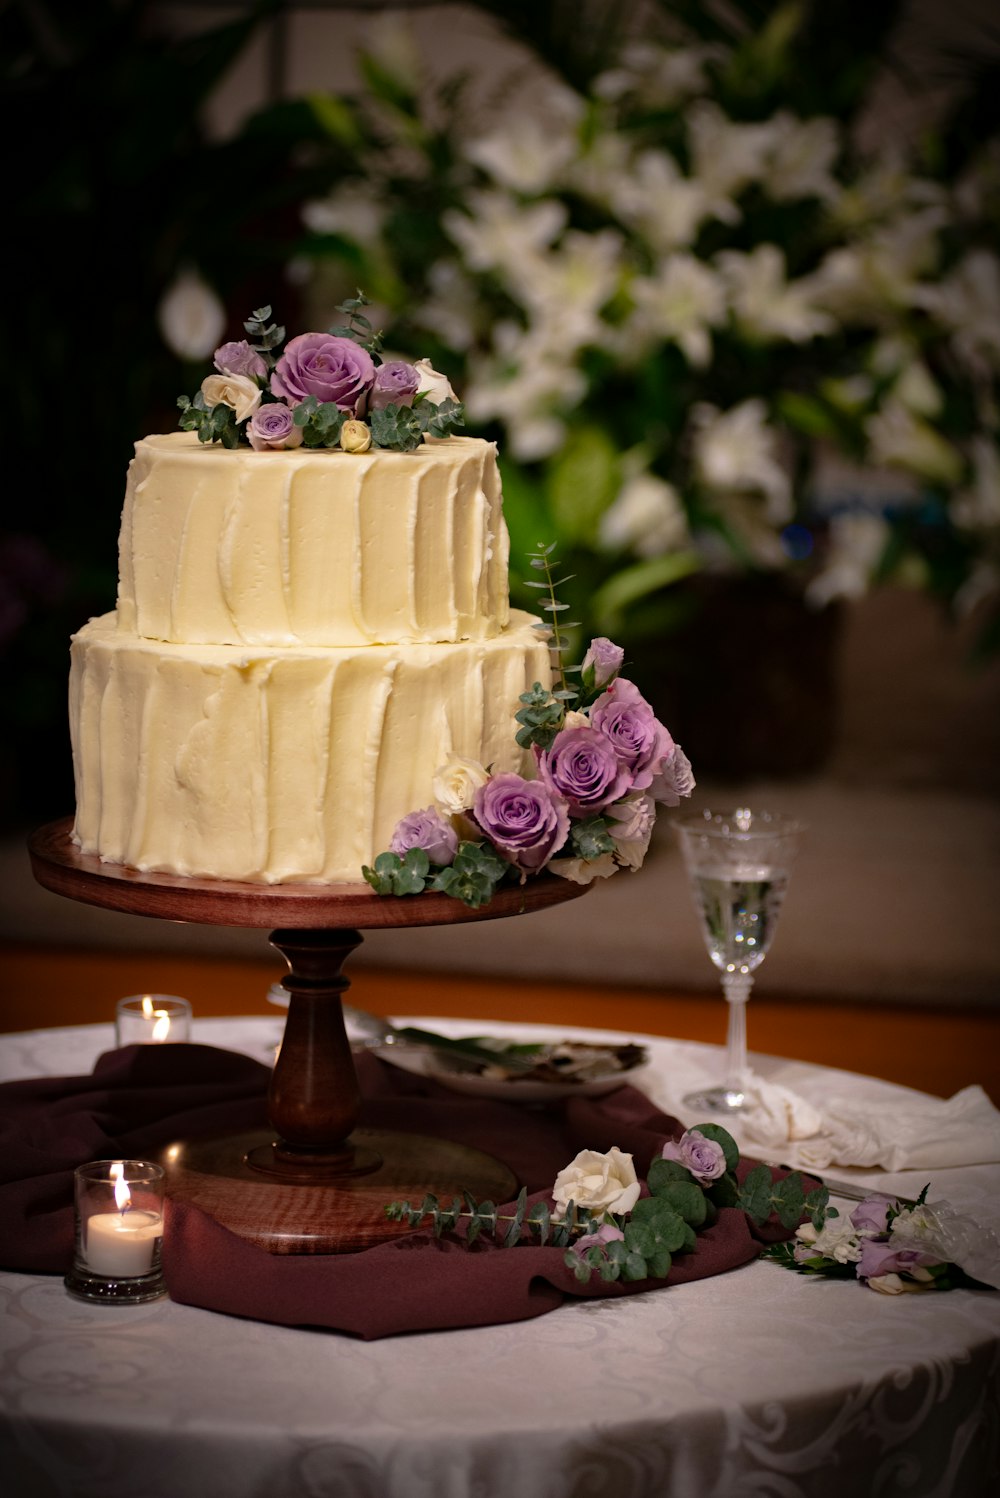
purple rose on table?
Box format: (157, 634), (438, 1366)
(247, 404), (305, 452)
(580, 637), (624, 692)
(660, 1129), (727, 1184)
(389, 807), (458, 867)
(850, 1195), (899, 1237)
(271, 333), (375, 413)
(589, 679), (673, 791)
(569, 1223), (626, 1259)
(857, 1239), (939, 1280)
(650, 742), (696, 806)
(368, 361), (420, 412)
(213, 339), (267, 381)
(536, 727), (632, 817)
(473, 773), (569, 873)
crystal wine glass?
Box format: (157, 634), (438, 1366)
(674, 807), (804, 1113)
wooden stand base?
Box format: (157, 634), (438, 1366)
(162, 1127), (517, 1253)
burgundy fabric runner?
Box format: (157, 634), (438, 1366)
(0, 1043), (790, 1339)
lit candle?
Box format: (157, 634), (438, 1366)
(82, 1164), (162, 1277)
(115, 994), (192, 1046)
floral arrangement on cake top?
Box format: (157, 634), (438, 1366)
(177, 293), (465, 454)
(363, 546), (694, 907)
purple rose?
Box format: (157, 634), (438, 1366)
(650, 743), (696, 806)
(857, 1239), (938, 1280)
(660, 1129), (727, 1184)
(581, 637), (624, 691)
(850, 1195), (898, 1237)
(589, 679), (674, 792)
(536, 727), (633, 816)
(247, 404), (304, 452)
(473, 773), (570, 872)
(570, 1223), (626, 1259)
(271, 333), (375, 413)
(214, 339), (267, 380)
(389, 807), (458, 867)
(368, 361), (420, 412)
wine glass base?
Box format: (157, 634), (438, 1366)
(682, 1085), (747, 1114)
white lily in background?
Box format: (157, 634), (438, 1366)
(717, 245), (833, 343)
(630, 255), (726, 367)
(600, 471), (690, 557)
(911, 249), (1000, 377)
(692, 399), (792, 522)
(609, 149), (710, 253)
(443, 191), (566, 275)
(687, 101), (778, 221)
(594, 41), (718, 108)
(762, 113), (840, 202)
(303, 183), (387, 244)
(157, 269), (226, 361)
(806, 511), (892, 607)
(866, 401), (965, 489)
(464, 94), (581, 195)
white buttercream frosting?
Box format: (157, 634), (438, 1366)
(116, 432), (511, 647)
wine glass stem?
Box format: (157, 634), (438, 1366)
(721, 972), (754, 1096)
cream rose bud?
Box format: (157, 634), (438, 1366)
(551, 1147), (641, 1219)
(200, 373), (262, 424)
(433, 756), (490, 814)
(414, 357), (458, 404)
(340, 419), (372, 453)
(548, 853), (618, 885)
(562, 709), (589, 729)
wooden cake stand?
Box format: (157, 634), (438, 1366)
(29, 818), (590, 1254)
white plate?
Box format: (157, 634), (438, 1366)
(373, 1042), (648, 1103)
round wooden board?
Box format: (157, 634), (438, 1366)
(162, 1127), (517, 1254)
(29, 818), (590, 930)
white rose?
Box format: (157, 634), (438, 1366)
(548, 853), (618, 885)
(414, 358), (459, 404)
(433, 756), (490, 815)
(551, 1147), (640, 1220)
(200, 373), (261, 424)
(563, 709), (589, 729)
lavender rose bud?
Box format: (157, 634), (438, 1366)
(589, 679), (673, 791)
(650, 742), (696, 806)
(850, 1195), (899, 1237)
(660, 1129), (727, 1184)
(536, 727), (633, 816)
(473, 773), (569, 873)
(368, 360), (420, 412)
(271, 333), (375, 413)
(214, 339), (267, 381)
(581, 637), (624, 691)
(389, 807), (458, 867)
(247, 404), (304, 452)
(570, 1223), (626, 1259)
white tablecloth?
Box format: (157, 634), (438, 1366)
(2, 1018), (999, 1498)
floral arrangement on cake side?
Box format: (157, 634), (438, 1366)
(177, 294), (465, 454)
(363, 546), (694, 908)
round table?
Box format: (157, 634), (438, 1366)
(2, 1018), (999, 1498)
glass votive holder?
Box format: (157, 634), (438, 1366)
(115, 994), (192, 1046)
(64, 1160), (166, 1304)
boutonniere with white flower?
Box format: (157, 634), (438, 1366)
(386, 1127), (830, 1286)
(767, 1189), (999, 1294)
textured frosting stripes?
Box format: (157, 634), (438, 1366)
(71, 613), (550, 883)
(116, 433), (509, 648)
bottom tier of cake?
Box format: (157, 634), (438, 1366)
(70, 610), (550, 884)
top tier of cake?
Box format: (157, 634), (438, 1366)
(116, 432), (511, 648)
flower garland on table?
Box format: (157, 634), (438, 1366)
(387, 1127), (828, 1285)
(388, 1132), (993, 1296)
(768, 1189), (995, 1295)
(177, 293), (465, 454)
(362, 583), (695, 907)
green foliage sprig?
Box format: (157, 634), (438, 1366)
(177, 392), (241, 448)
(328, 290), (384, 358)
(362, 840), (511, 906)
(244, 305), (285, 370)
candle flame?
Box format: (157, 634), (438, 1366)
(110, 1161), (131, 1214)
(151, 1010), (171, 1042)
(141, 995), (155, 1018)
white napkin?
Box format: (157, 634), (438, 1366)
(737, 1078), (1000, 1172)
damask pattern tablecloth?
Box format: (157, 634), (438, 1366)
(2, 1018), (999, 1498)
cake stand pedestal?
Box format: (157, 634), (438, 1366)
(29, 818), (590, 1254)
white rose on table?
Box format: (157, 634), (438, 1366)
(433, 756), (490, 815)
(551, 1147), (640, 1220)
